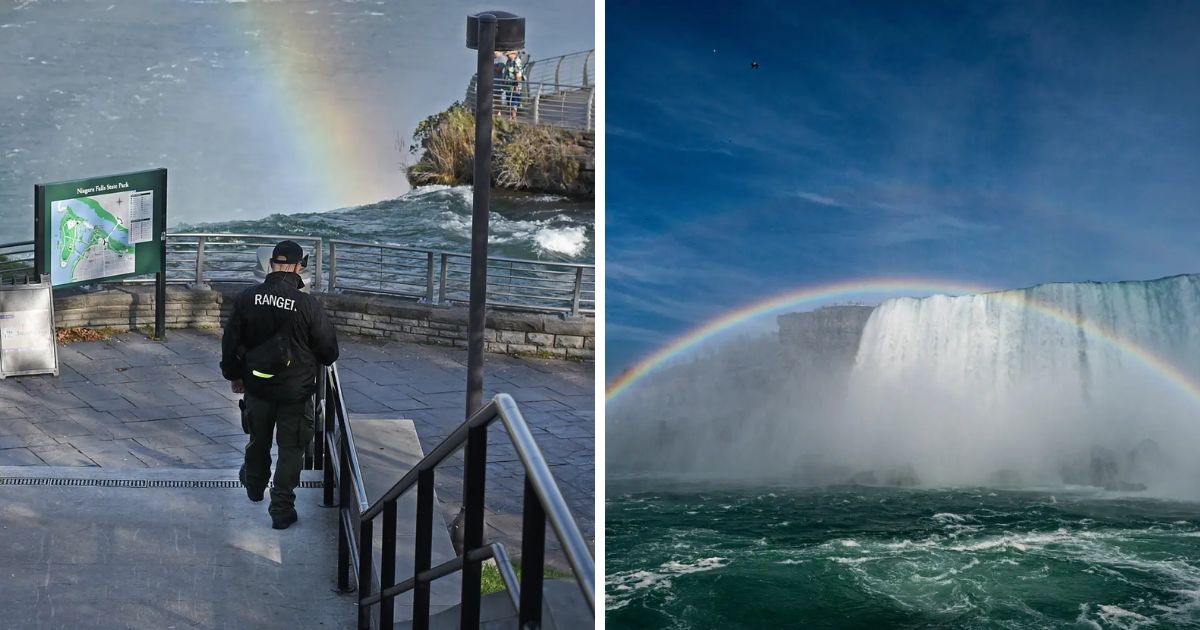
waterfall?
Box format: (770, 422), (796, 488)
(609, 275), (1200, 496)
(845, 274), (1200, 492)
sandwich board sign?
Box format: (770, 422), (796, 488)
(0, 281), (58, 379)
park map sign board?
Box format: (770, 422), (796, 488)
(34, 168), (167, 288)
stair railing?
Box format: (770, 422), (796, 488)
(320, 362), (595, 629)
(316, 365), (371, 597)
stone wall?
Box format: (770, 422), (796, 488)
(52, 285), (224, 331)
(317, 291), (594, 360)
(51, 284), (594, 361)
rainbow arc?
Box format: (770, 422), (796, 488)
(606, 276), (1200, 407)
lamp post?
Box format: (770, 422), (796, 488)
(464, 12), (524, 417)
(458, 10), (524, 630)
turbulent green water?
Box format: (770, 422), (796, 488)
(174, 185), (594, 263)
(606, 484), (1200, 629)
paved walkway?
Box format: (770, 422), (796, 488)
(0, 467), (350, 629)
(0, 329), (594, 568)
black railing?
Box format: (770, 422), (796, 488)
(328, 239), (595, 316)
(0, 240), (36, 285)
(319, 363), (595, 629)
(8, 234), (596, 317)
(317, 365), (372, 598)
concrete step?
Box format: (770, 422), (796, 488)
(348, 415), (461, 623)
(393, 580), (592, 630)
(0, 465), (352, 629)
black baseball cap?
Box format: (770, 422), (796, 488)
(271, 240), (304, 264)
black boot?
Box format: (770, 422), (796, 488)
(271, 510), (299, 530)
(239, 465), (264, 502)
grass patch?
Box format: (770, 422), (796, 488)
(136, 324), (169, 340)
(495, 125), (581, 192)
(56, 326), (123, 344)
(405, 103), (584, 194)
(511, 349), (589, 362)
(406, 104), (479, 186)
(480, 559), (572, 595)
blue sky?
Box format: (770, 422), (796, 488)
(606, 0), (1200, 379)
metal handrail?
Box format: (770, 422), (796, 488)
(10, 232), (595, 316)
(0, 240), (36, 285)
(328, 238), (595, 316)
(363, 542), (520, 612)
(328, 234), (595, 266)
(326, 364), (371, 514)
(319, 364), (372, 613)
(522, 50), (595, 90)
(166, 231), (319, 241)
(322, 360), (595, 629)
(360, 393), (595, 626)
(464, 49), (596, 133)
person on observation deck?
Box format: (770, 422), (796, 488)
(220, 240), (339, 530)
(503, 49), (526, 120)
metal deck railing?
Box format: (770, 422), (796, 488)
(318, 364), (595, 629)
(7, 233), (595, 317)
(0, 240), (35, 285)
(328, 239), (595, 316)
(465, 50), (596, 132)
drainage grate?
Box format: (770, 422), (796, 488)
(0, 477), (324, 489)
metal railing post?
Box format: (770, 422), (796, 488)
(458, 425), (488, 629)
(571, 267), (584, 317)
(555, 56), (564, 92)
(337, 445), (352, 592)
(313, 238), (323, 293)
(586, 90), (595, 133)
(194, 236), (206, 286)
(313, 394), (324, 471)
(380, 501), (397, 629)
(583, 49), (593, 87)
(328, 241), (338, 292)
(425, 251), (435, 303)
(322, 374), (336, 507)
(358, 518), (374, 629)
(438, 253), (449, 304)
(534, 83), (543, 125)
(518, 476), (546, 629)
(413, 469), (435, 629)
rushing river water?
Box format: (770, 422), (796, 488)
(607, 483), (1200, 629)
(0, 0), (594, 252)
(608, 274), (1200, 627)
(177, 184), (593, 262)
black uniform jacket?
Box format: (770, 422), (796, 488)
(220, 272), (339, 402)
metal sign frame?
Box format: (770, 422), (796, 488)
(34, 168), (168, 289)
(0, 280), (59, 379)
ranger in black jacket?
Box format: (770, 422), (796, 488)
(220, 240), (339, 529)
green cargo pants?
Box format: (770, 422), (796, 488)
(241, 393), (315, 516)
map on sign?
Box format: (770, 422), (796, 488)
(50, 190), (154, 286)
